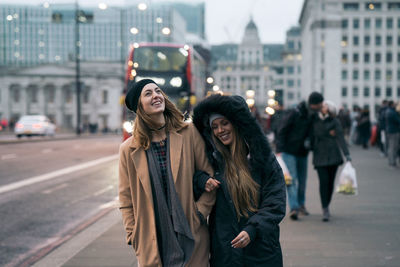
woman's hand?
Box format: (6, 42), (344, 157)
(205, 178), (220, 192)
(231, 231), (250, 248)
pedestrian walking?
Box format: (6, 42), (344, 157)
(378, 100), (389, 156)
(310, 101), (351, 221)
(349, 106), (361, 145)
(193, 94), (286, 267)
(276, 91), (324, 220)
(118, 79), (216, 267)
(385, 101), (400, 168)
(337, 107), (351, 144)
(357, 109), (371, 149)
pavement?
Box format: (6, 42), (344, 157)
(30, 145), (399, 267)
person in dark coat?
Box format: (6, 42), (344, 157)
(356, 109), (371, 149)
(311, 101), (351, 221)
(193, 94), (286, 267)
(385, 101), (400, 167)
(275, 92), (324, 220)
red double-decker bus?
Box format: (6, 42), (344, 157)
(121, 43), (207, 140)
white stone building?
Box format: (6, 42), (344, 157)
(299, 0), (400, 119)
(0, 62), (123, 131)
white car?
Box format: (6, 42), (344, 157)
(14, 115), (56, 138)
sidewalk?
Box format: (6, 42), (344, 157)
(34, 146), (399, 267)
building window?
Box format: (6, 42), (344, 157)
(366, 3), (382, 11)
(398, 18), (400, 28)
(387, 18), (393, 29)
(63, 85), (72, 103)
(353, 69), (359, 80)
(341, 36), (348, 47)
(386, 87), (392, 97)
(364, 18), (371, 29)
(287, 79), (294, 87)
(342, 53), (348, 63)
(352, 87), (358, 97)
(375, 87), (381, 97)
(353, 53), (359, 63)
(353, 36), (359, 45)
(341, 19), (348, 29)
(28, 85), (38, 103)
(364, 52), (370, 63)
(288, 92), (294, 100)
(341, 70), (348, 80)
(388, 3), (400, 10)
(375, 18), (382, 28)
(397, 87), (400, 97)
(386, 70), (393, 81)
(398, 69), (400, 80)
(102, 90), (108, 104)
(364, 87), (370, 97)
(387, 35), (393, 45)
(375, 69), (381, 80)
(364, 70), (370, 80)
(375, 53), (381, 63)
(364, 35), (370, 45)
(386, 52), (393, 63)
(287, 66), (294, 74)
(343, 3), (359, 10)
(353, 18), (359, 29)
(44, 84), (55, 103)
(10, 85), (20, 103)
(342, 87), (347, 97)
(375, 35), (381, 45)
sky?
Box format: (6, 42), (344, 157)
(2, 0), (305, 44)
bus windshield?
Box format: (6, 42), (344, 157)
(133, 46), (188, 72)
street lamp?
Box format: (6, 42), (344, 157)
(207, 77), (214, 84)
(162, 27), (171, 35)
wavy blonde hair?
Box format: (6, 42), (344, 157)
(133, 90), (186, 150)
(212, 125), (259, 219)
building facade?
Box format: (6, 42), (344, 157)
(0, 3), (187, 67)
(0, 62), (123, 131)
(211, 19), (303, 110)
(300, 0), (400, 119)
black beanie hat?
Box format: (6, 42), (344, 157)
(308, 91), (324, 105)
(125, 79), (157, 112)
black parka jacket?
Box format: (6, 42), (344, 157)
(193, 95), (286, 267)
(311, 115), (350, 167)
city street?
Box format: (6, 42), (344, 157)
(0, 136), (121, 267)
(33, 145), (400, 267)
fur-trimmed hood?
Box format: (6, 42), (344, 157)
(193, 94), (274, 177)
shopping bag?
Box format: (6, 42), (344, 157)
(336, 162), (358, 195)
(276, 154), (292, 186)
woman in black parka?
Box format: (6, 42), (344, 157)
(193, 94), (286, 267)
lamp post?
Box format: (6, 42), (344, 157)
(75, 0), (81, 135)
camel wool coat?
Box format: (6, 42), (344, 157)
(118, 123), (216, 267)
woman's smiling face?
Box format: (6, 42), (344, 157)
(139, 83), (165, 115)
(211, 116), (234, 146)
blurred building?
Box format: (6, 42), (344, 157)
(211, 19), (303, 110)
(0, 62), (122, 131)
(0, 3), (187, 67)
(300, 0), (400, 119)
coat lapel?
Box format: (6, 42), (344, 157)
(169, 131), (182, 184)
(131, 147), (152, 200)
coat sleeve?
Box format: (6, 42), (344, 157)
(243, 155), (286, 241)
(190, 124), (216, 218)
(118, 143), (135, 245)
(334, 119), (350, 157)
(275, 110), (294, 153)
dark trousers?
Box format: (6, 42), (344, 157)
(316, 165), (339, 209)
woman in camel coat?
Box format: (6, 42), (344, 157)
(119, 79), (215, 267)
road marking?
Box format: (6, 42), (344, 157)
(41, 148), (53, 154)
(0, 154), (119, 194)
(1, 154), (17, 160)
(41, 183), (68, 194)
(67, 185), (115, 206)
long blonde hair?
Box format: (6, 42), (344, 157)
(133, 90), (186, 150)
(212, 125), (259, 219)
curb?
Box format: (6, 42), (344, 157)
(0, 134), (121, 145)
(14, 206), (117, 267)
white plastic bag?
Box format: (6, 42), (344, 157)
(276, 154), (292, 186)
(336, 162), (358, 195)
